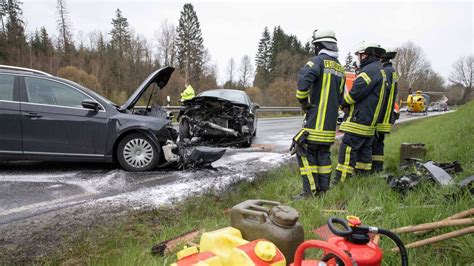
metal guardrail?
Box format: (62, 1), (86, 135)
(136, 106), (301, 113)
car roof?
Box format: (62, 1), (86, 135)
(0, 65), (52, 77)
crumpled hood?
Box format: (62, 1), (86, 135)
(184, 95), (249, 109)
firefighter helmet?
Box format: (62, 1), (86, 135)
(312, 29), (338, 51)
(381, 48), (397, 59)
(355, 42), (386, 58)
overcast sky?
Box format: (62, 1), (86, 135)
(22, 0), (473, 85)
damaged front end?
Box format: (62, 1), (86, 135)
(157, 126), (226, 169)
(118, 66), (226, 170)
(179, 96), (255, 147)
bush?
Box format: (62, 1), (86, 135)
(57, 66), (103, 94)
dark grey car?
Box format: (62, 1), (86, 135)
(0, 65), (188, 171)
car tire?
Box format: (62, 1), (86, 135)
(179, 118), (191, 140)
(242, 134), (252, 148)
(117, 133), (160, 172)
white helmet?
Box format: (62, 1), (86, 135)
(355, 41), (386, 58)
(382, 48), (397, 59)
(312, 29), (337, 44)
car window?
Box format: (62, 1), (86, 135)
(25, 77), (92, 108)
(0, 74), (14, 101)
(200, 90), (249, 105)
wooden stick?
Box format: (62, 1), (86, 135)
(393, 218), (474, 234)
(151, 230), (202, 256)
(391, 226), (474, 252)
(415, 208), (474, 235)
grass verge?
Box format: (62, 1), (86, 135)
(44, 103), (474, 265)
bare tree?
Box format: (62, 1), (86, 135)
(154, 20), (177, 67)
(56, 0), (73, 53)
(449, 55), (474, 104)
(393, 41), (430, 97)
(239, 55), (253, 88)
(226, 57), (236, 87)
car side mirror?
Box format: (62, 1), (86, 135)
(82, 99), (100, 111)
(254, 104), (261, 109)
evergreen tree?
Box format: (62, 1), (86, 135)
(56, 0), (73, 54)
(109, 8), (131, 57)
(344, 51), (354, 71)
(108, 9), (132, 93)
(254, 26), (272, 89)
(2, 0), (27, 63)
(176, 3), (204, 86)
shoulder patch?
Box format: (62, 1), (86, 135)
(306, 61), (315, 68)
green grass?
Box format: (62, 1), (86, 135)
(43, 103), (474, 265)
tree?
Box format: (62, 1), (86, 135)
(56, 0), (73, 54)
(344, 51), (354, 71)
(238, 55), (253, 88)
(254, 26), (272, 89)
(2, 0), (27, 64)
(109, 8), (131, 57)
(449, 55), (474, 104)
(225, 57), (236, 89)
(393, 41), (430, 98)
(176, 3), (204, 86)
(0, 0), (7, 33)
(154, 20), (177, 67)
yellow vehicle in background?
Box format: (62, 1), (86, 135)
(402, 90), (428, 115)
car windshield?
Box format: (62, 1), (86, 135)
(199, 90), (248, 105)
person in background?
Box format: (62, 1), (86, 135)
(180, 83), (195, 102)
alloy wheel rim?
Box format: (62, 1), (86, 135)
(123, 138), (154, 168)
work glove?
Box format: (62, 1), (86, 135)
(301, 102), (314, 113)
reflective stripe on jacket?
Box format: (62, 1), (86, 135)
(376, 62), (399, 133)
(340, 57), (387, 137)
(296, 53), (345, 144)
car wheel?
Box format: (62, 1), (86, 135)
(179, 118), (191, 140)
(117, 133), (159, 172)
(242, 134), (252, 148)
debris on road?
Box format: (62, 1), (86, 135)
(458, 175), (474, 195)
(387, 159), (463, 193)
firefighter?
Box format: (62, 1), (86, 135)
(335, 42), (387, 182)
(180, 83), (195, 102)
(292, 29), (345, 199)
(372, 48), (399, 171)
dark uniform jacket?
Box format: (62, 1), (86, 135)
(340, 56), (387, 137)
(296, 53), (345, 144)
(376, 62), (399, 133)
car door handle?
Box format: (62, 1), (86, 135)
(23, 112), (42, 118)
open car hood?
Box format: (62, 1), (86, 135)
(187, 95), (249, 108)
(119, 66), (174, 111)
